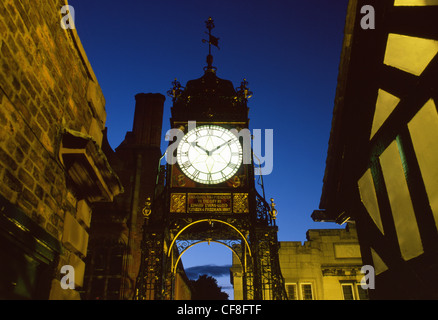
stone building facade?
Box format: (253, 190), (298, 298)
(81, 93), (166, 300)
(0, 1), (122, 299)
(279, 224), (368, 300)
(231, 224), (368, 300)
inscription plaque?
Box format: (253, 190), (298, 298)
(187, 193), (232, 213)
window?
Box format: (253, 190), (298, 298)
(84, 243), (126, 300)
(286, 284), (298, 300)
(340, 282), (370, 300)
(357, 284), (369, 300)
(342, 284), (355, 300)
(301, 283), (314, 300)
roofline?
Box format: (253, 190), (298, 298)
(319, 0), (359, 213)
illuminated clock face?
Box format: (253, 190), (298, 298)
(177, 125), (243, 184)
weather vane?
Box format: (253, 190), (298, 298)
(202, 17), (220, 70)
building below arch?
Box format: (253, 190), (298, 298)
(231, 223), (368, 300)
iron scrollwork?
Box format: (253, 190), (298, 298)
(255, 193), (273, 225)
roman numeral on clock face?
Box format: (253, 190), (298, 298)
(192, 170), (200, 179)
(181, 161), (191, 169)
(228, 162), (237, 170)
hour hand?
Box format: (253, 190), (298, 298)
(191, 141), (210, 155)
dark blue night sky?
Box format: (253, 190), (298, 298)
(68, 0), (350, 296)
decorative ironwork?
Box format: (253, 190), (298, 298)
(236, 78), (253, 102)
(255, 192), (272, 225)
(233, 193), (249, 213)
(250, 228), (288, 300)
(170, 193), (186, 213)
(135, 231), (164, 300)
(167, 79), (184, 102)
(269, 198), (278, 223)
(142, 197), (152, 217)
(176, 239), (241, 258)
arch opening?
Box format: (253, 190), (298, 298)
(168, 219), (251, 260)
(177, 241), (242, 300)
(168, 219), (252, 300)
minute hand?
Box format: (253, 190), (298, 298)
(211, 139), (232, 154)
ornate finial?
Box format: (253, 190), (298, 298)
(269, 198), (278, 221)
(236, 78), (253, 101)
(142, 197), (152, 218)
(167, 78), (184, 102)
(202, 17), (220, 72)
(205, 17), (215, 32)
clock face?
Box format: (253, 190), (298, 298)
(177, 125), (243, 184)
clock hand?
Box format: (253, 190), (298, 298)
(190, 141), (210, 155)
(211, 139), (232, 154)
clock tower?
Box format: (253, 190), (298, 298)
(135, 18), (287, 300)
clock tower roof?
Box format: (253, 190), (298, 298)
(184, 67), (237, 99)
(169, 18), (250, 124)
(169, 68), (248, 123)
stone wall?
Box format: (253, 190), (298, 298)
(0, 0), (121, 299)
(279, 224), (365, 300)
(83, 93), (165, 300)
(231, 224), (366, 300)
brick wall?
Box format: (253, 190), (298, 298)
(0, 1), (121, 299)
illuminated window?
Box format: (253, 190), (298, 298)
(394, 0), (438, 5)
(384, 34), (438, 76)
(380, 140), (424, 261)
(358, 169), (384, 234)
(341, 282), (369, 300)
(370, 89), (400, 139)
(342, 284), (355, 300)
(286, 283), (298, 300)
(357, 284), (369, 300)
(371, 247), (389, 275)
(408, 99), (438, 232)
(301, 283), (314, 300)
